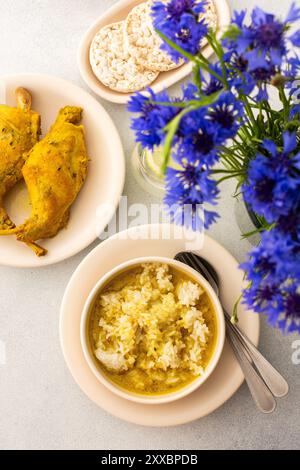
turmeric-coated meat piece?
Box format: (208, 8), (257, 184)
(0, 106), (88, 256)
(0, 88), (40, 229)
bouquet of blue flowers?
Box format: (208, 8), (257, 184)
(128, 0), (300, 334)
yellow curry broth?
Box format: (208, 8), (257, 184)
(89, 263), (218, 395)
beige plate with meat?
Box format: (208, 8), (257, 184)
(78, 0), (231, 104)
(0, 74), (125, 268)
(60, 224), (260, 426)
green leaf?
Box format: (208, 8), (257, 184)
(193, 63), (202, 92)
(150, 100), (196, 108)
(222, 25), (240, 41)
(286, 119), (300, 130)
(162, 115), (182, 174)
(241, 227), (266, 238)
(156, 30), (197, 63)
(194, 90), (223, 107)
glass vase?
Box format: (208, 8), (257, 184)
(234, 195), (261, 246)
(131, 144), (166, 197)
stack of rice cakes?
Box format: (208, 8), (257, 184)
(90, 0), (218, 93)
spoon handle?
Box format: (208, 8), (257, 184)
(226, 327), (276, 413)
(225, 313), (289, 398)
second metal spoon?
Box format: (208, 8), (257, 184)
(175, 251), (289, 413)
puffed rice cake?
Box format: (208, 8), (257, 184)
(124, 0), (218, 73)
(90, 21), (159, 93)
(124, 1), (183, 72)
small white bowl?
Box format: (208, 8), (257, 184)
(80, 256), (225, 404)
(77, 0), (231, 104)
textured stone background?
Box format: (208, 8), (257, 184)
(0, 0), (299, 450)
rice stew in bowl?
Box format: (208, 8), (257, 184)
(80, 257), (225, 404)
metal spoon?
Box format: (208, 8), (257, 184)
(175, 251), (288, 412)
(175, 251), (289, 398)
(226, 330), (276, 413)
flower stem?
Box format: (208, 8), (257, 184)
(193, 63), (202, 92)
(278, 85), (290, 121)
(207, 31), (229, 88)
(157, 31), (225, 84)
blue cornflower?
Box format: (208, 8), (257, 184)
(289, 30), (300, 48)
(128, 89), (179, 149)
(240, 235), (277, 284)
(229, 5), (300, 66)
(247, 7), (287, 64)
(152, 0), (208, 61)
(223, 3), (300, 100)
(288, 55), (300, 78)
(181, 82), (198, 100)
(255, 85), (268, 102)
(284, 55), (300, 101)
(174, 14), (208, 56)
(224, 51), (256, 96)
(289, 103), (300, 118)
(248, 282), (300, 333)
(164, 159), (219, 230)
(164, 167), (219, 232)
(241, 228), (300, 333)
(246, 52), (276, 81)
(152, 0), (205, 24)
(165, 158), (219, 200)
(242, 280), (282, 315)
(164, 190), (219, 230)
(277, 205), (300, 243)
(225, 50), (248, 74)
(159, 13), (208, 61)
(225, 51), (272, 101)
(208, 92), (244, 138)
(256, 229), (300, 280)
(242, 132), (300, 223)
(286, 1), (300, 23)
(179, 125), (218, 166)
(280, 285), (300, 333)
(177, 109), (224, 167)
(231, 50), (276, 101)
(201, 64), (224, 96)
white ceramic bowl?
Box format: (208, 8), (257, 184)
(80, 256), (225, 404)
(77, 0), (231, 104)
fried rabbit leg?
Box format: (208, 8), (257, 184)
(0, 106), (88, 256)
(0, 87), (40, 229)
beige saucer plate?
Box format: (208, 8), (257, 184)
(60, 224), (260, 426)
(78, 0), (231, 104)
(0, 74), (125, 268)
